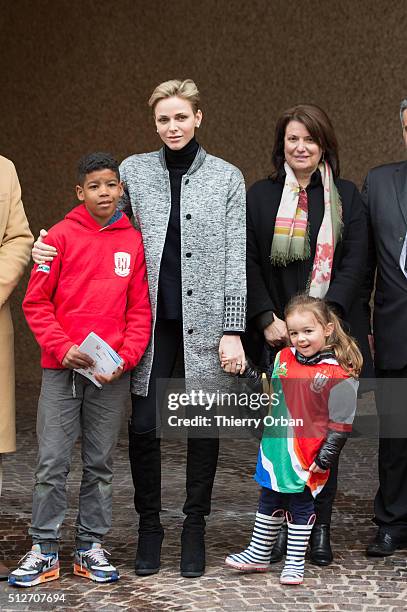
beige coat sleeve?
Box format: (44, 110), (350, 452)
(0, 158), (33, 307)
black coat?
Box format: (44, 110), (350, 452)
(244, 172), (373, 379)
(362, 161), (407, 371)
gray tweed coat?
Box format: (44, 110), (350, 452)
(119, 146), (246, 395)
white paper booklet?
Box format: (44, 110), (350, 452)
(74, 332), (123, 388)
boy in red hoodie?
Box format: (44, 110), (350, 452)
(9, 153), (151, 587)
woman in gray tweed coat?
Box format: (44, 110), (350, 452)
(122, 79), (246, 579)
(32, 79), (246, 579)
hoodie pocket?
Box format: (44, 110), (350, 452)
(83, 278), (128, 313)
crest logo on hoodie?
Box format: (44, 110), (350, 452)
(114, 252), (131, 277)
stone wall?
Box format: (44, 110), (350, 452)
(1, 0), (405, 384)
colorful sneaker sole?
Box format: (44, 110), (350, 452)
(8, 564), (60, 588)
(224, 557), (269, 572)
(73, 563), (119, 583)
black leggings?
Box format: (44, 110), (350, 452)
(258, 487), (315, 524)
(129, 319), (219, 520)
(130, 319), (183, 434)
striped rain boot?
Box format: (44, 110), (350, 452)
(225, 510), (285, 572)
(280, 514), (315, 585)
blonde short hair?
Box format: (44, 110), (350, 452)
(148, 79), (200, 114)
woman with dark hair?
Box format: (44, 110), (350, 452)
(244, 103), (372, 565)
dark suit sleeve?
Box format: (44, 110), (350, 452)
(325, 183), (368, 317)
(360, 173), (376, 333)
(246, 186), (276, 327)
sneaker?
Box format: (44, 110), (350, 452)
(73, 543), (119, 583)
(8, 545), (59, 587)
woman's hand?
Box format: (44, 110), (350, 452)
(309, 462), (327, 474)
(95, 365), (124, 385)
(219, 335), (246, 375)
(32, 229), (58, 264)
(62, 345), (95, 369)
(264, 315), (289, 346)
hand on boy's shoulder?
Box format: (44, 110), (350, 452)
(32, 227), (62, 267)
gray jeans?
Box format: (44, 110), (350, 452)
(29, 369), (130, 551)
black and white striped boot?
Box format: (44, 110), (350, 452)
(225, 510), (285, 572)
(280, 514), (315, 585)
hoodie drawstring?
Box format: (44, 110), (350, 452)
(72, 371), (77, 398)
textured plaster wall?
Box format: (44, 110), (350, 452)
(1, 0), (406, 385)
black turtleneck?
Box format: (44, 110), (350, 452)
(157, 137), (199, 320)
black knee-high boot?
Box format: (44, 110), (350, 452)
(128, 423), (164, 575)
(180, 437), (220, 577)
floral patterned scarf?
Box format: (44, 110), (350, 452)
(270, 161), (343, 298)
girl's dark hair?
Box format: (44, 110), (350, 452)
(77, 152), (120, 185)
(284, 294), (363, 377)
(271, 104), (340, 180)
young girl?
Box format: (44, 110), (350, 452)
(225, 294), (362, 585)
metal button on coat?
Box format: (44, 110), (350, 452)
(187, 290), (193, 296)
(188, 329), (193, 334)
(186, 252), (192, 258)
(186, 214), (191, 220)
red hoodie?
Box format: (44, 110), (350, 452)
(23, 204), (151, 370)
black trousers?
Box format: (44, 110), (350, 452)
(128, 319), (219, 526)
(313, 458), (338, 525)
(373, 366), (407, 539)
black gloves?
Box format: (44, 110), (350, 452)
(237, 358), (265, 393)
(314, 429), (348, 470)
